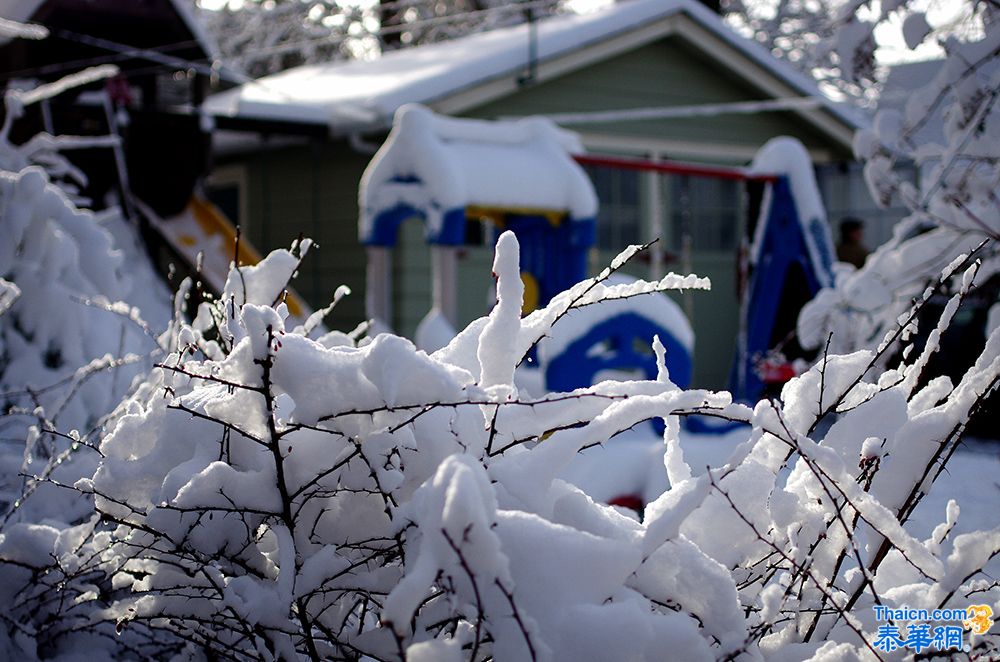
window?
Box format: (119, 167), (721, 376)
(668, 175), (741, 252)
(815, 161), (914, 248)
(580, 147), (744, 259)
(206, 165), (248, 231)
(584, 164), (642, 251)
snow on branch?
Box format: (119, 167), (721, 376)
(0, 228), (991, 660)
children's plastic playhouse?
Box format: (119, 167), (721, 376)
(358, 105), (834, 408)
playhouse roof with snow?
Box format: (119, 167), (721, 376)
(359, 104), (598, 246)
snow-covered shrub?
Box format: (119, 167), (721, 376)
(0, 46), (174, 657)
(0, 55), (173, 525)
(0, 167), (171, 658)
(2, 8), (998, 656)
(798, 2), (1000, 359)
(33, 232), (993, 661)
(0, 165), (171, 525)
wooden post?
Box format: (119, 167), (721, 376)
(365, 246), (392, 327)
(431, 245), (458, 327)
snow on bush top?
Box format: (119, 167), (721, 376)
(0, 230), (984, 661)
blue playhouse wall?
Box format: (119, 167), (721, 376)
(730, 175), (835, 402)
(363, 189), (697, 421)
(496, 213), (595, 309)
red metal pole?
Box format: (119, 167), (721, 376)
(573, 153), (778, 183)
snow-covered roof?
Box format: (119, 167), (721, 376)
(878, 59), (945, 147)
(204, 0), (865, 139)
(359, 104), (598, 245)
(0, 0), (46, 26)
(0, 0), (218, 59)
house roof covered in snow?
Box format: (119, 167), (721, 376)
(0, 0), (218, 65)
(203, 0), (865, 147)
(878, 59), (945, 147)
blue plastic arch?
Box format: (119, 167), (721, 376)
(364, 203), (467, 247)
(545, 312), (692, 392)
(544, 311), (692, 434)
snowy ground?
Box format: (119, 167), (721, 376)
(563, 425), (1000, 571)
(904, 438), (1000, 539)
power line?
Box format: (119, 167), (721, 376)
(52, 29), (250, 84)
(0, 38), (203, 83)
(2, 0), (566, 88)
(214, 0), (562, 64)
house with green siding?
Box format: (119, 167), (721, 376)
(202, 0), (878, 388)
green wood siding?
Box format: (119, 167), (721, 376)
(455, 246), (495, 328)
(463, 36), (845, 159)
(220, 142), (370, 333)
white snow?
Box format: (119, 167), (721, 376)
(477, 231), (524, 391)
(359, 105), (597, 243)
(7, 66), (119, 109)
(0, 16), (47, 42)
(203, 0), (864, 136)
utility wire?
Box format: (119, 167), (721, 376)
(3, 0), (565, 88)
(0, 38), (202, 83)
(214, 0), (562, 64)
(52, 29), (251, 84)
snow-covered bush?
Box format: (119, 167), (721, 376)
(798, 2), (1000, 358)
(0, 165), (172, 522)
(2, 6), (998, 659)
(0, 63), (173, 526)
(10, 231), (984, 661)
(0, 42), (174, 657)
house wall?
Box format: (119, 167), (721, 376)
(460, 37), (847, 161)
(215, 141), (371, 332)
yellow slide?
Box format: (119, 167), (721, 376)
(151, 195), (308, 319)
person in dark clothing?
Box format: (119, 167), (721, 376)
(836, 217), (869, 268)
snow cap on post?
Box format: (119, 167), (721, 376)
(478, 231), (524, 390)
